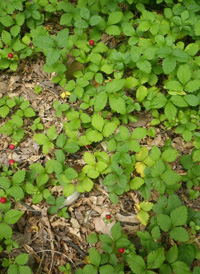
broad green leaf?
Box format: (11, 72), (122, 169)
(157, 214), (172, 232)
(109, 95), (126, 114)
(127, 254), (146, 274)
(130, 177), (144, 190)
(161, 148), (179, 162)
(107, 11), (123, 25)
(46, 48), (61, 65)
(7, 186), (24, 200)
(33, 134), (49, 145)
(185, 80), (200, 93)
(94, 91), (108, 111)
(177, 64), (191, 85)
(89, 15), (102, 26)
(84, 152), (96, 166)
(164, 101), (177, 122)
(192, 150), (200, 162)
(89, 247), (101, 267)
(0, 223), (12, 239)
(99, 265), (114, 274)
(147, 248), (165, 269)
(151, 226), (161, 240)
(164, 81), (183, 91)
(111, 222), (122, 240)
(170, 95), (188, 107)
(132, 128), (147, 139)
(4, 210), (23, 224)
(86, 130), (103, 142)
(166, 244), (178, 264)
(56, 29), (69, 48)
(170, 227), (189, 242)
(87, 233), (98, 244)
(136, 85), (148, 102)
(33, 36), (55, 49)
(92, 113), (104, 132)
(106, 79), (126, 93)
(12, 170), (26, 185)
(161, 170), (181, 185)
(138, 20), (150, 31)
(105, 25), (121, 35)
(171, 261), (190, 274)
(137, 60), (152, 73)
(140, 202), (154, 212)
(102, 121), (118, 137)
(184, 95), (200, 106)
(170, 206), (188, 226)
(162, 56), (176, 74)
(82, 265), (98, 274)
(150, 94), (167, 109)
(15, 253), (28, 265)
(0, 177), (11, 189)
(63, 184), (74, 197)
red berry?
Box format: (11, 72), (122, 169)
(118, 248), (125, 254)
(0, 197), (7, 204)
(109, 80), (112, 82)
(46, 25), (50, 29)
(86, 145), (91, 149)
(106, 214), (111, 220)
(8, 159), (15, 165)
(9, 144), (15, 150)
(8, 53), (13, 59)
(89, 40), (94, 46)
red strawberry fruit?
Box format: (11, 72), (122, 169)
(9, 159), (15, 165)
(46, 25), (50, 29)
(118, 248), (125, 254)
(8, 53), (13, 59)
(106, 214), (112, 220)
(0, 197), (7, 204)
(9, 144), (15, 150)
(89, 40), (94, 46)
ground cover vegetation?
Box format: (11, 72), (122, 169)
(0, 0), (200, 273)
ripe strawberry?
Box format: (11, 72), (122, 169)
(106, 214), (112, 220)
(8, 53), (13, 59)
(46, 25), (50, 29)
(118, 248), (125, 254)
(109, 79), (112, 82)
(89, 40), (94, 46)
(8, 159), (15, 165)
(0, 197), (7, 204)
(86, 145), (91, 149)
(9, 144), (15, 150)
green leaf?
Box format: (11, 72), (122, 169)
(64, 142), (79, 153)
(147, 248), (165, 269)
(18, 265), (32, 274)
(171, 261), (190, 274)
(109, 95), (126, 115)
(157, 214), (172, 232)
(47, 125), (57, 140)
(140, 201), (154, 212)
(170, 227), (189, 242)
(164, 101), (177, 122)
(130, 177), (145, 190)
(132, 128), (147, 139)
(164, 81), (183, 92)
(4, 210), (23, 224)
(84, 152), (96, 166)
(137, 60), (152, 73)
(177, 64), (191, 85)
(136, 85), (148, 102)
(185, 80), (200, 93)
(15, 254), (28, 265)
(7, 186), (24, 200)
(170, 206), (188, 226)
(111, 222), (122, 241)
(161, 170), (181, 185)
(87, 233), (98, 244)
(184, 95), (199, 106)
(2, 30), (11, 46)
(46, 48), (61, 65)
(102, 121), (118, 137)
(86, 130), (103, 142)
(0, 223), (12, 239)
(89, 247), (101, 267)
(106, 79), (126, 93)
(99, 265), (114, 274)
(33, 36), (55, 49)
(150, 94), (167, 109)
(192, 150), (200, 162)
(161, 148), (179, 162)
(162, 56), (176, 74)
(94, 92), (108, 112)
(166, 244), (178, 264)
(127, 254), (146, 274)
(89, 15), (102, 26)
(138, 20), (150, 31)
(137, 210), (150, 226)
(33, 134), (49, 145)
(92, 113), (104, 132)
(151, 226), (161, 240)
(55, 29), (69, 48)
(82, 265), (98, 274)
(170, 95), (188, 107)
(105, 25), (121, 35)
(107, 11), (123, 25)
(0, 15), (14, 27)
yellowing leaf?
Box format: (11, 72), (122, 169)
(135, 146), (149, 161)
(143, 156), (155, 167)
(65, 91), (71, 96)
(135, 203), (141, 211)
(137, 210), (149, 226)
(135, 162), (146, 177)
(83, 256), (91, 264)
(60, 92), (66, 99)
